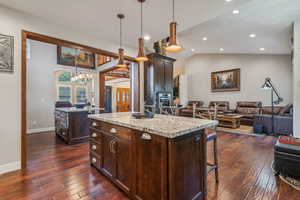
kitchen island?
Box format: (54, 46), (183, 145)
(88, 112), (218, 200)
(55, 107), (101, 144)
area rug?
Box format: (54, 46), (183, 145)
(217, 125), (265, 137)
(271, 161), (300, 191)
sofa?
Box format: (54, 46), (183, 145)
(254, 104), (293, 136)
(179, 101), (204, 117)
(235, 101), (262, 125)
(209, 101), (230, 112)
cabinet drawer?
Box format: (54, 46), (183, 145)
(90, 140), (101, 156)
(90, 120), (100, 129)
(100, 122), (131, 141)
(90, 152), (101, 170)
(90, 128), (102, 142)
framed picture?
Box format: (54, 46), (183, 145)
(57, 45), (95, 69)
(0, 34), (14, 73)
(211, 68), (240, 92)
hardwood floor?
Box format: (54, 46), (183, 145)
(0, 132), (299, 200)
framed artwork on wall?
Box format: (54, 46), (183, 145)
(0, 34), (14, 73)
(57, 45), (95, 69)
(211, 68), (240, 92)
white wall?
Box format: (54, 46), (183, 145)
(185, 54), (293, 109)
(0, 5), (136, 173)
(294, 21), (300, 137)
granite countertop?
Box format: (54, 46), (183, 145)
(88, 112), (218, 138)
(56, 107), (99, 113)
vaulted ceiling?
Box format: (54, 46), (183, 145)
(0, 0), (299, 58)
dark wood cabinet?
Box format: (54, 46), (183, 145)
(89, 119), (207, 200)
(133, 132), (168, 200)
(115, 136), (132, 193)
(144, 53), (176, 106)
(55, 109), (90, 144)
(102, 133), (116, 178)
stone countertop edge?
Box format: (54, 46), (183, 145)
(88, 114), (218, 139)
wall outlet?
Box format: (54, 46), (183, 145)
(32, 121), (37, 125)
(41, 98), (45, 103)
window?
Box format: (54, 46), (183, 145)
(76, 87), (87, 104)
(58, 85), (72, 102)
(55, 70), (94, 104)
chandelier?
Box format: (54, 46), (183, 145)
(71, 49), (94, 83)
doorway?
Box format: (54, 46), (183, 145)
(21, 30), (138, 169)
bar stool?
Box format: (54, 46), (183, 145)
(206, 130), (219, 183)
(195, 105), (219, 183)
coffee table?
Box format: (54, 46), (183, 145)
(200, 113), (244, 129)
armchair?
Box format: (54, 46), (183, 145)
(179, 101), (204, 117)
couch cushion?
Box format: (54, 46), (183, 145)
(236, 107), (261, 115)
(237, 101), (262, 108)
(261, 106), (283, 115)
(279, 103), (293, 116)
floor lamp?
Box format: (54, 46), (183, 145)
(261, 78), (283, 135)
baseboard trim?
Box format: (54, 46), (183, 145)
(0, 161), (21, 174)
(27, 127), (55, 134)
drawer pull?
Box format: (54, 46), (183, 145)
(92, 157), (97, 163)
(92, 145), (97, 150)
(195, 136), (201, 142)
(92, 133), (97, 138)
(141, 133), (151, 140)
(92, 122), (97, 127)
(62, 132), (66, 136)
(110, 128), (117, 134)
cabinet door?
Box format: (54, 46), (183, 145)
(102, 133), (116, 178)
(154, 58), (165, 93)
(133, 132), (168, 200)
(115, 137), (132, 194)
(168, 132), (206, 200)
(164, 60), (173, 93)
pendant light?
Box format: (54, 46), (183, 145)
(165, 0), (182, 52)
(136, 0), (148, 62)
(116, 14), (127, 68)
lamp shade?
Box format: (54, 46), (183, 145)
(261, 78), (272, 89)
(136, 38), (148, 62)
(116, 48), (127, 68)
(165, 22), (182, 52)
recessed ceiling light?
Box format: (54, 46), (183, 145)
(191, 48), (195, 52)
(260, 48), (265, 51)
(225, 0), (232, 2)
(232, 9), (239, 14)
(144, 35), (151, 41)
(220, 48), (224, 52)
(202, 37), (208, 41)
(249, 33), (256, 38)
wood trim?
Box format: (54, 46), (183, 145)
(21, 30), (138, 169)
(21, 30), (27, 169)
(23, 30), (136, 62)
(99, 72), (106, 109)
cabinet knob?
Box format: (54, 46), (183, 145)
(92, 122), (97, 127)
(92, 145), (97, 150)
(62, 132), (65, 136)
(92, 157), (97, 163)
(141, 133), (151, 140)
(195, 136), (201, 142)
(92, 133), (97, 138)
(110, 128), (117, 134)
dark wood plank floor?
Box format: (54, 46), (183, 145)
(0, 132), (299, 200)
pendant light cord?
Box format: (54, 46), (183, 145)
(140, 1), (143, 37)
(120, 17), (122, 48)
(172, 0), (175, 22)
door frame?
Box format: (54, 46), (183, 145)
(21, 30), (138, 169)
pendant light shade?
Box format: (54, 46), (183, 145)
(116, 14), (127, 68)
(165, 0), (182, 52)
(136, 38), (148, 62)
(136, 0), (148, 62)
(165, 22), (182, 52)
